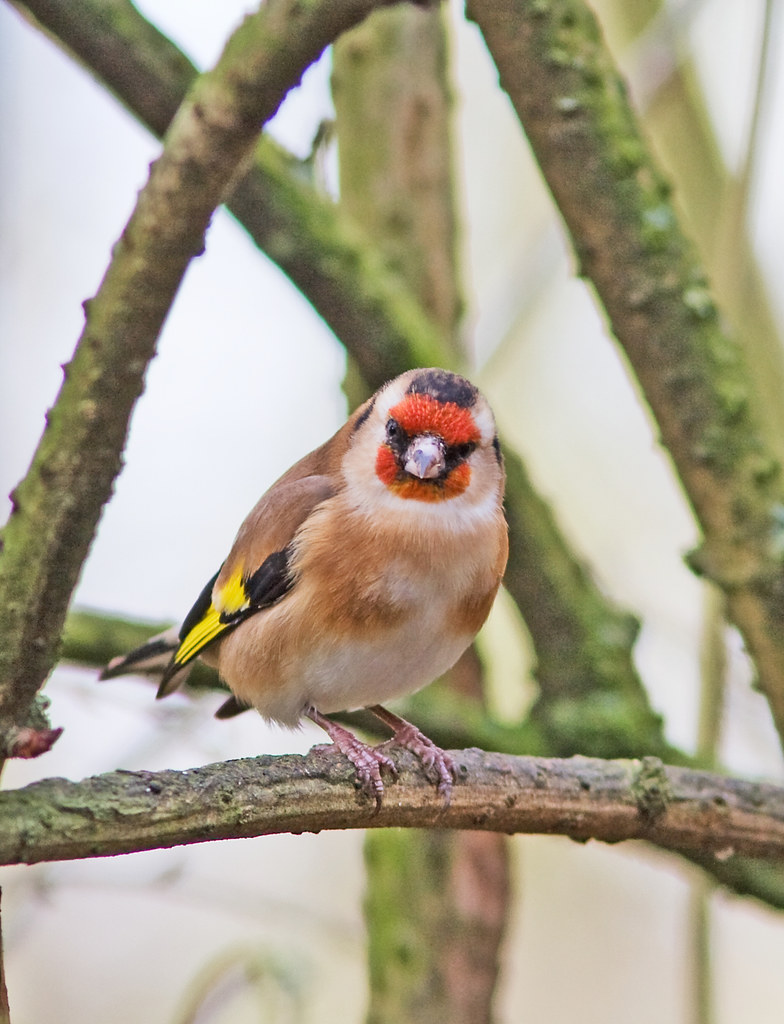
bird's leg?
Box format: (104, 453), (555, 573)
(305, 705), (397, 810)
(368, 704), (456, 803)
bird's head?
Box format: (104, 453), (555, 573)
(343, 368), (504, 516)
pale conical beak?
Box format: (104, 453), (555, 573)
(404, 435), (446, 479)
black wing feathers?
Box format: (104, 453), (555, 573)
(179, 568), (221, 642)
(228, 548), (294, 623)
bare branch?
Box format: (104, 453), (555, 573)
(2, 748), (783, 866)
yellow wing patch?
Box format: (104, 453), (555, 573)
(173, 567), (249, 666)
(174, 606), (227, 664)
(216, 568), (250, 616)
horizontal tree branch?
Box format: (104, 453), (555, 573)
(2, 748), (784, 867)
(59, 611), (784, 909)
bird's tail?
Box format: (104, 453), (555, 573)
(98, 628), (194, 695)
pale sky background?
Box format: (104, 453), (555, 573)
(2, 1), (784, 1022)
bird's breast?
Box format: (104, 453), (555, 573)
(216, 497), (504, 724)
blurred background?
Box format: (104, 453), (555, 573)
(1, 0), (784, 1021)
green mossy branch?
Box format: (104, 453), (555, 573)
(332, 5), (463, 345)
(2, 747), (784, 867)
(364, 828), (512, 1024)
(62, 609), (172, 669)
(466, 0), (784, 746)
(606, 2), (784, 464)
(9, 0), (447, 381)
(501, 446), (670, 759)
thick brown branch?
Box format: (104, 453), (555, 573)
(0, 0), (431, 742)
(465, 0), (784, 745)
(2, 749), (783, 866)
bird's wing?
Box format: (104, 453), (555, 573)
(157, 474), (335, 697)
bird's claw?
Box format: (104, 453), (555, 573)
(349, 744), (398, 810)
(382, 722), (456, 805)
(322, 731), (397, 811)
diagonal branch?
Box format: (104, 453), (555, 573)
(466, 0), (784, 747)
(6, 0), (447, 382)
(0, 0), (433, 745)
(2, 747), (784, 866)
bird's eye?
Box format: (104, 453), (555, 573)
(385, 418), (400, 442)
(454, 441), (476, 460)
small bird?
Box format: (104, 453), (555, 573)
(101, 368), (508, 805)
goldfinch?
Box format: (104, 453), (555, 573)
(102, 368), (508, 805)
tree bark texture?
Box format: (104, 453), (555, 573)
(2, 748), (783, 866)
(602, 0), (784, 464)
(365, 828), (511, 1024)
(333, 5), (462, 348)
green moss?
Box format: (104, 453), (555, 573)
(716, 381), (749, 422)
(682, 285), (716, 320)
(749, 456), (780, 486)
(632, 756), (672, 821)
(534, 691), (669, 760)
(640, 203), (677, 251)
(547, 46), (574, 68)
(364, 829), (453, 1021)
(611, 138), (646, 176)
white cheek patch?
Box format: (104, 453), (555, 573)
(375, 376), (410, 420)
(471, 403), (496, 445)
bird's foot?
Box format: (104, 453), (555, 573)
(306, 706), (397, 810)
(369, 705), (456, 804)
(335, 735), (398, 810)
